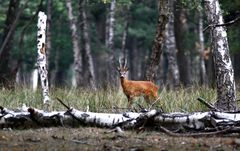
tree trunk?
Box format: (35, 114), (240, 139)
(46, 0), (52, 86)
(145, 0), (169, 82)
(198, 10), (208, 86)
(121, 5), (130, 60)
(204, 0), (237, 111)
(165, 0), (180, 89)
(0, 0), (20, 88)
(36, 11), (50, 105)
(174, 2), (192, 87)
(79, 0), (97, 90)
(105, 0), (117, 87)
(66, 0), (83, 88)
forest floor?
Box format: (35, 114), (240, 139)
(0, 127), (239, 151)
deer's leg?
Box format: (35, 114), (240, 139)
(144, 96), (150, 104)
(127, 96), (133, 109)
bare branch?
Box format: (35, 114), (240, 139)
(197, 97), (220, 111)
(203, 16), (240, 32)
(159, 126), (231, 137)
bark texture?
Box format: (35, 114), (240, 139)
(66, 0), (83, 87)
(145, 0), (169, 82)
(0, 0), (20, 88)
(198, 10), (208, 86)
(79, 0), (97, 90)
(46, 0), (52, 81)
(204, 0), (237, 111)
(121, 5), (130, 60)
(2, 106), (240, 133)
(37, 11), (50, 104)
(165, 0), (180, 88)
(105, 0), (117, 86)
(174, 2), (192, 86)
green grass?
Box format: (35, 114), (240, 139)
(0, 86), (239, 113)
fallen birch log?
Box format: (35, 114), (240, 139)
(1, 105), (240, 135)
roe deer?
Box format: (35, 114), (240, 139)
(117, 58), (159, 109)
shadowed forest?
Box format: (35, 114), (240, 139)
(0, 0), (239, 90)
(1, 0), (240, 150)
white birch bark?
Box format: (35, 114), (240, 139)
(37, 11), (50, 104)
(32, 66), (38, 91)
(2, 107), (240, 130)
(204, 0), (237, 111)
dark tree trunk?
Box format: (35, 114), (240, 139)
(198, 10), (208, 86)
(204, 0), (237, 111)
(121, 5), (130, 60)
(46, 0), (52, 86)
(145, 0), (169, 82)
(174, 2), (192, 87)
(66, 0), (83, 87)
(79, 0), (97, 90)
(0, 0), (20, 88)
(233, 54), (240, 82)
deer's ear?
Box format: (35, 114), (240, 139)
(125, 67), (129, 71)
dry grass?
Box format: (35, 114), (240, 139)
(0, 85), (230, 113)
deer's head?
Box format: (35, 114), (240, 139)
(117, 58), (128, 78)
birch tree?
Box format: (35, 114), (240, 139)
(145, 0), (169, 82)
(105, 0), (117, 86)
(165, 0), (180, 88)
(198, 10), (208, 86)
(66, 0), (83, 87)
(36, 11), (50, 105)
(79, 0), (97, 89)
(204, 0), (237, 111)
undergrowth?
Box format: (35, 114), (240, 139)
(0, 86), (239, 113)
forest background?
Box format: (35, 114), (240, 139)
(0, 0), (240, 91)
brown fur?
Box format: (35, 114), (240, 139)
(120, 77), (159, 108)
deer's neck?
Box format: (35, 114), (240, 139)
(120, 77), (128, 87)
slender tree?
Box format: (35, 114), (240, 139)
(145, 0), (169, 82)
(105, 0), (117, 86)
(204, 0), (237, 111)
(174, 1), (192, 86)
(79, 0), (97, 89)
(36, 11), (50, 105)
(121, 5), (130, 60)
(46, 0), (52, 73)
(66, 0), (83, 87)
(165, 0), (180, 89)
(46, 0), (56, 87)
(198, 9), (208, 86)
(0, 0), (26, 88)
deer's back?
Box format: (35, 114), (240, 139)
(122, 80), (159, 97)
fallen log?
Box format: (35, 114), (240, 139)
(1, 105), (240, 136)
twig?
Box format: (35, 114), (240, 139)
(197, 97), (220, 111)
(148, 97), (161, 110)
(203, 16), (240, 32)
(56, 98), (83, 124)
(56, 98), (70, 110)
(159, 126), (231, 137)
